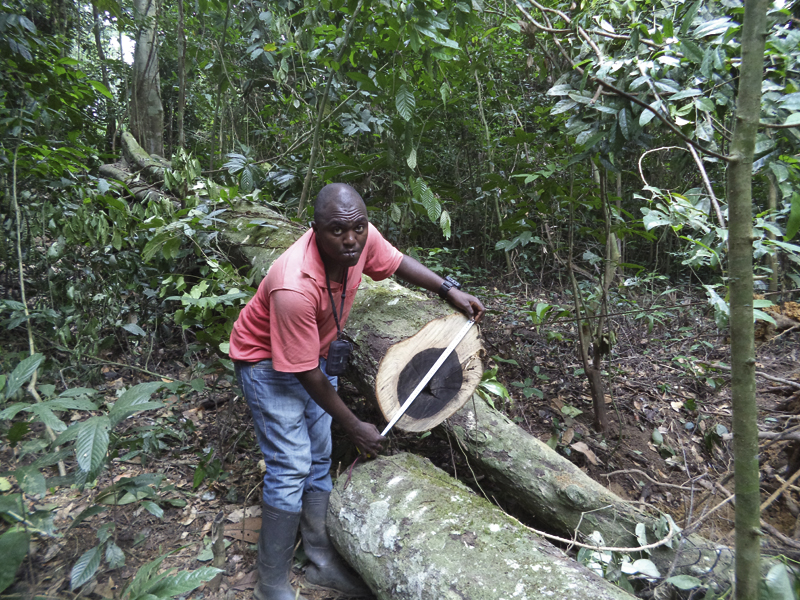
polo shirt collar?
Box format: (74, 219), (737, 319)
(301, 229), (328, 286)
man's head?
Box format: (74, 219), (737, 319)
(312, 183), (369, 273)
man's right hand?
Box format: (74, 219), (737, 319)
(347, 420), (385, 457)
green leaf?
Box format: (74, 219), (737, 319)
(680, 39), (703, 63)
(395, 84), (415, 121)
(551, 99), (577, 115)
(785, 193), (800, 241)
(0, 529), (30, 593)
(440, 210), (451, 240)
(122, 323), (147, 337)
(108, 382), (163, 428)
(5, 354), (44, 400)
(628, 558), (660, 577)
(71, 545), (103, 590)
(754, 309), (777, 325)
(407, 147), (417, 170)
(639, 101), (662, 126)
(142, 501), (164, 519)
(88, 80), (113, 99)
(618, 108), (631, 140)
(680, 0), (702, 35)
(665, 575), (702, 590)
(783, 113), (800, 127)
(635, 522), (648, 548)
(68, 505), (107, 530)
(75, 416), (110, 474)
(763, 564), (793, 600)
(149, 567), (223, 597)
(17, 467), (46, 496)
(105, 542), (126, 569)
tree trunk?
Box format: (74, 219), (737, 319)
(91, 1), (115, 150)
(442, 394), (742, 590)
(726, 0), (770, 598)
(131, 0), (164, 157)
(176, 0), (186, 150)
(328, 452), (636, 600)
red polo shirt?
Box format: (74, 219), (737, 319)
(229, 223), (403, 371)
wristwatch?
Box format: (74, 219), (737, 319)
(438, 275), (462, 300)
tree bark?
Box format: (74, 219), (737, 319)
(328, 452), (636, 600)
(176, 0), (186, 150)
(91, 2), (115, 150)
(121, 131), (167, 181)
(726, 0), (770, 598)
(131, 0), (164, 157)
(442, 394), (743, 591)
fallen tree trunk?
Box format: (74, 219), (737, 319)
(328, 452), (636, 600)
(443, 395), (741, 590)
(98, 164), (167, 203)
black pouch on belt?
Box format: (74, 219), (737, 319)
(326, 338), (352, 376)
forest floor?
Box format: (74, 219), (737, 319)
(6, 284), (800, 600)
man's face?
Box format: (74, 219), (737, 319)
(312, 196), (369, 271)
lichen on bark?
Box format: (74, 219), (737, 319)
(329, 452), (636, 600)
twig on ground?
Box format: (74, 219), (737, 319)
(760, 467), (800, 513)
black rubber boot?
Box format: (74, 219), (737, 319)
(300, 492), (371, 597)
(254, 502), (307, 600)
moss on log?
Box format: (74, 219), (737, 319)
(121, 131), (165, 182)
(329, 452), (636, 600)
(98, 164), (166, 203)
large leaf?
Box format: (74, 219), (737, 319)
(762, 564), (794, 600)
(70, 545), (103, 590)
(665, 574), (702, 590)
(395, 84), (415, 121)
(785, 192), (800, 241)
(75, 416), (110, 474)
(4, 353), (44, 400)
(105, 542), (126, 569)
(147, 567), (223, 598)
(0, 529), (30, 593)
(109, 382), (163, 428)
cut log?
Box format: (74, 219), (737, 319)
(375, 313), (483, 432)
(328, 452), (636, 600)
(443, 394), (740, 589)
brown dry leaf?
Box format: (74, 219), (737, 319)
(550, 397), (564, 410)
(225, 518), (260, 544)
(183, 408), (203, 426)
(570, 441), (600, 466)
(633, 400), (642, 410)
(231, 570), (258, 590)
(604, 394), (612, 405)
(561, 428), (575, 446)
(670, 401), (683, 412)
(227, 505), (261, 523)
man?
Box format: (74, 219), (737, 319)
(230, 183), (485, 600)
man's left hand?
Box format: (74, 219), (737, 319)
(447, 289), (486, 323)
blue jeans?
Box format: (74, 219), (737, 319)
(235, 358), (337, 513)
